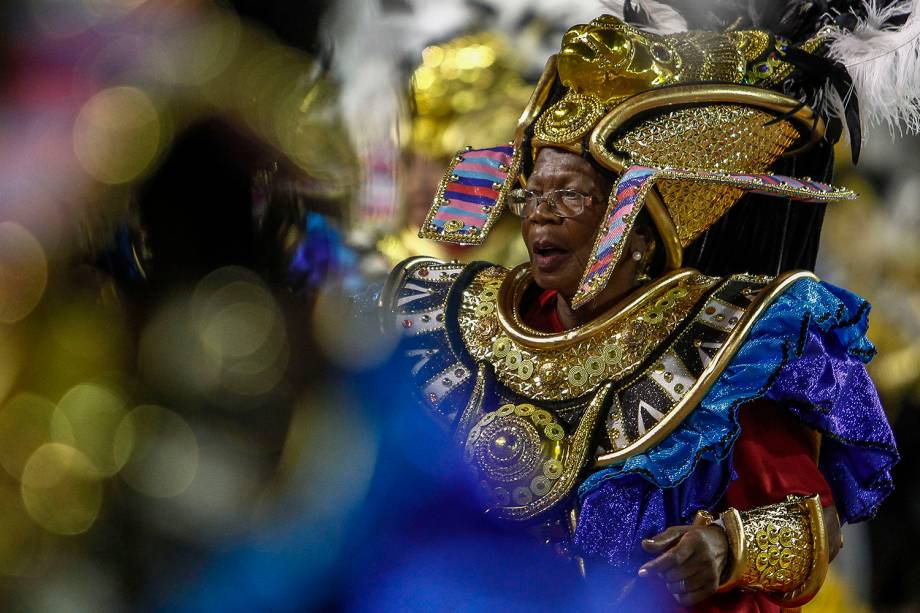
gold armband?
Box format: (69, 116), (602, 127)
(717, 494), (829, 606)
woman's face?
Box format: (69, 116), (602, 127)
(521, 148), (611, 299)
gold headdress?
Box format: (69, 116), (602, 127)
(419, 14), (856, 307)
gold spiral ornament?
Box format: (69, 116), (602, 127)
(534, 91), (606, 144)
(464, 403), (568, 513)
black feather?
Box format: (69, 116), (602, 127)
(624, 0), (653, 26)
(781, 47), (861, 162)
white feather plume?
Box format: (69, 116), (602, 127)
(600, 0), (688, 33)
(826, 0), (920, 136)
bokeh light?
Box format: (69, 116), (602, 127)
(168, 8), (242, 87)
(0, 483), (49, 577)
(194, 267), (289, 398)
(114, 404), (198, 498)
(78, 33), (178, 92)
(51, 383), (129, 477)
(30, 0), (151, 37)
(24, 557), (123, 613)
(0, 222), (48, 324)
(276, 388), (378, 521)
(73, 86), (161, 185)
(28, 0), (101, 37)
(312, 287), (400, 371)
(80, 0), (150, 21)
(34, 297), (130, 398)
(0, 325), (23, 406)
(140, 267), (291, 402)
(0, 392), (71, 481)
(140, 423), (264, 541)
(21, 443), (103, 535)
(138, 297), (223, 400)
(194, 268), (284, 359)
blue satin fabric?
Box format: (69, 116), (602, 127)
(574, 278), (898, 568)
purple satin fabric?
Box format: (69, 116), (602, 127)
(575, 459), (731, 571)
(769, 326), (897, 523)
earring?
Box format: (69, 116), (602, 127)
(634, 242), (655, 285)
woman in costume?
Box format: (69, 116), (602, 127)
(379, 1), (910, 608)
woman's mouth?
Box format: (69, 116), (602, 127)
(532, 241), (569, 270)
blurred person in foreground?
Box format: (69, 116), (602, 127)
(377, 0), (920, 609)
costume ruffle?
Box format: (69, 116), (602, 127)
(574, 278), (898, 567)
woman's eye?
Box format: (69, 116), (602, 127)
(560, 191), (580, 204)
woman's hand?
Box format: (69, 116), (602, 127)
(637, 524), (729, 607)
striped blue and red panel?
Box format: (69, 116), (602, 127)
(427, 146), (515, 240)
(571, 166), (854, 309)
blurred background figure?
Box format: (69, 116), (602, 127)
(0, 0), (918, 611)
(326, 0), (608, 272)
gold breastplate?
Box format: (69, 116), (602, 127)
(442, 263), (812, 521)
(457, 265), (719, 401)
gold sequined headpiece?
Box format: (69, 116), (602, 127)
(419, 15), (855, 307)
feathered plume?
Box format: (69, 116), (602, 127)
(601, 0), (689, 33)
(825, 0), (920, 136)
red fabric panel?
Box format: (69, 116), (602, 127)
(522, 289), (564, 333)
(723, 399), (834, 510)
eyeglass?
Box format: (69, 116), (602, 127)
(508, 188), (595, 218)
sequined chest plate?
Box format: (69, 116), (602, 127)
(457, 266), (719, 401)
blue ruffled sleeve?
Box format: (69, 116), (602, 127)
(574, 278), (898, 566)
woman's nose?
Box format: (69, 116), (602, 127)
(527, 199), (562, 225)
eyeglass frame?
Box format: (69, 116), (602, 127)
(507, 188), (597, 219)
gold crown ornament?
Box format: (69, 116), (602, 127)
(418, 14), (855, 308)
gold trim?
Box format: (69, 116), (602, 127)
(515, 56), (558, 152)
(500, 383), (612, 521)
(645, 186), (683, 270)
(459, 265), (715, 401)
(718, 507), (747, 590)
(594, 269), (818, 466)
(453, 364), (487, 443)
(496, 265), (698, 348)
(779, 495), (829, 606)
(587, 84), (825, 175)
(418, 146), (524, 245)
(718, 495), (829, 607)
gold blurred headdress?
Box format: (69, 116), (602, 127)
(418, 14), (856, 307)
(408, 32), (533, 161)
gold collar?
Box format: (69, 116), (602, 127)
(458, 264), (720, 401)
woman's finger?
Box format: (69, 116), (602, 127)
(637, 532), (695, 576)
(640, 526), (689, 554)
(661, 558), (706, 583)
(666, 571), (709, 595)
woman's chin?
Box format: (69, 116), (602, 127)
(529, 265), (576, 300)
